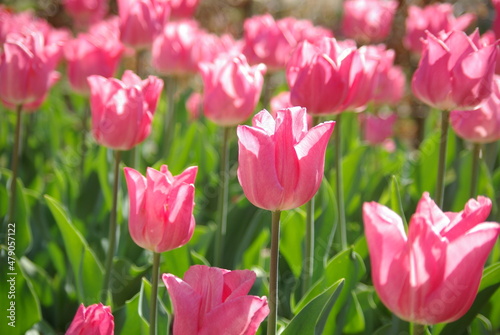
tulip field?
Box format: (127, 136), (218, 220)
(2, 0), (500, 334)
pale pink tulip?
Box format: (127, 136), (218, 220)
(341, 0), (398, 43)
(88, 70), (163, 150)
(412, 30), (497, 111)
(363, 192), (500, 324)
(451, 75), (500, 144)
(237, 107), (334, 211)
(66, 303), (114, 335)
(199, 54), (266, 127)
(186, 91), (202, 121)
(163, 265), (269, 335)
(404, 3), (475, 53)
(360, 112), (397, 146)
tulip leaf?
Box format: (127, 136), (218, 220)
(433, 262), (500, 335)
(114, 291), (149, 335)
(0, 246), (41, 335)
(281, 279), (344, 335)
(44, 195), (103, 304)
(138, 278), (170, 335)
(280, 208), (306, 278)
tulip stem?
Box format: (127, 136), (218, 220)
(470, 143), (482, 198)
(214, 126), (231, 267)
(435, 110), (450, 208)
(102, 150), (122, 302)
(149, 252), (161, 335)
(411, 323), (426, 335)
(7, 104), (23, 224)
(163, 76), (177, 159)
(267, 210), (281, 335)
(335, 113), (347, 250)
(79, 103), (89, 182)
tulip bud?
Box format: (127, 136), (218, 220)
(66, 303), (114, 335)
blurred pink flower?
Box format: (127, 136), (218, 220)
(412, 30), (496, 110)
(163, 265), (269, 335)
(237, 107), (334, 211)
(341, 0), (398, 43)
(124, 165), (197, 253)
(363, 192), (500, 324)
(186, 91), (203, 121)
(88, 70), (163, 150)
(66, 303), (114, 335)
(166, 0), (200, 19)
(360, 112), (397, 146)
(450, 75), (500, 144)
(63, 0), (108, 28)
(404, 3), (475, 53)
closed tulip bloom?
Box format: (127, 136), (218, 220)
(0, 32), (60, 111)
(199, 54), (266, 127)
(412, 30), (497, 111)
(63, 0), (108, 28)
(363, 192), (500, 325)
(66, 303), (114, 335)
(118, 0), (167, 49)
(88, 70), (163, 150)
(341, 0), (398, 43)
(360, 112), (397, 146)
(167, 0), (200, 19)
(404, 3), (475, 53)
(124, 165), (197, 253)
(163, 265), (269, 335)
(451, 75), (500, 144)
(64, 33), (124, 95)
(237, 107), (335, 211)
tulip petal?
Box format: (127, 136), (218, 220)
(413, 192), (450, 232)
(163, 273), (201, 335)
(442, 196), (492, 240)
(183, 265), (225, 316)
(222, 269), (256, 302)
(124, 167), (148, 249)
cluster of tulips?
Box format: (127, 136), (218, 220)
(2, 0), (500, 334)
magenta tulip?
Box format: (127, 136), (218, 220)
(88, 70), (163, 150)
(493, 0), (500, 38)
(237, 107), (335, 211)
(167, 0), (200, 19)
(66, 303), (114, 335)
(63, 0), (108, 28)
(124, 165), (197, 253)
(363, 192), (500, 325)
(64, 32), (124, 95)
(0, 32), (60, 111)
(341, 0), (398, 43)
(451, 75), (500, 144)
(412, 30), (497, 111)
(163, 265), (269, 335)
(199, 54), (266, 127)
(118, 0), (167, 50)
(404, 3), (476, 53)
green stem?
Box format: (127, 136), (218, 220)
(101, 150), (122, 302)
(411, 323), (426, 335)
(79, 103), (89, 182)
(267, 210), (281, 335)
(435, 110), (450, 208)
(470, 142), (481, 198)
(163, 76), (177, 159)
(7, 104), (23, 223)
(149, 252), (161, 335)
(335, 113), (347, 249)
(214, 127), (231, 267)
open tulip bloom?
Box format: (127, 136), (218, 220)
(363, 192), (500, 325)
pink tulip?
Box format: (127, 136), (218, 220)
(363, 192), (500, 325)
(411, 30), (497, 111)
(64, 32), (124, 95)
(63, 0), (108, 28)
(242, 14), (332, 71)
(152, 19), (201, 76)
(163, 265), (269, 335)
(341, 0), (398, 43)
(199, 54), (266, 127)
(0, 32), (60, 111)
(124, 165), (197, 253)
(404, 3), (476, 53)
(88, 70), (163, 150)
(480, 30), (500, 75)
(450, 75), (500, 144)
(270, 91), (313, 128)
(360, 112), (397, 146)
(66, 303), (114, 335)
(166, 0), (200, 19)
(186, 91), (202, 121)
(493, 0), (500, 38)
(118, 0), (167, 50)
(237, 107), (334, 211)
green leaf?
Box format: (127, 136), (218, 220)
(114, 291), (149, 335)
(44, 195), (103, 304)
(281, 279), (344, 335)
(139, 278), (170, 335)
(280, 209), (306, 278)
(0, 247), (41, 335)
